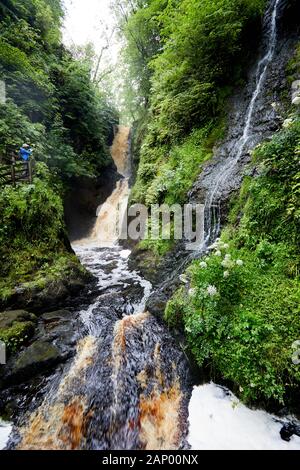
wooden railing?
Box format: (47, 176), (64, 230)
(0, 157), (34, 187)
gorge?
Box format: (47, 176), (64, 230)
(0, 0), (300, 452)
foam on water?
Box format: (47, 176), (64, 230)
(0, 420), (12, 450)
(188, 383), (300, 450)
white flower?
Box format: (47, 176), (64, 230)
(239, 386), (244, 393)
(236, 259), (244, 266)
(223, 243), (229, 249)
(215, 250), (222, 257)
(221, 259), (231, 268)
(225, 253), (231, 260)
(207, 285), (217, 296)
(188, 288), (197, 297)
(199, 261), (207, 269)
(222, 258), (235, 270)
(223, 271), (230, 278)
(283, 118), (293, 129)
(210, 242), (218, 250)
(179, 274), (188, 284)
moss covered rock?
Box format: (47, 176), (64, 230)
(0, 310), (37, 329)
(0, 310), (37, 353)
(0, 259), (94, 312)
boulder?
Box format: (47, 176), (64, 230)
(146, 291), (169, 319)
(0, 310), (37, 329)
(0, 264), (94, 313)
(0, 307), (77, 390)
(280, 422), (300, 442)
(67, 278), (86, 295)
(41, 310), (73, 322)
(7, 340), (64, 384)
(0, 310), (37, 355)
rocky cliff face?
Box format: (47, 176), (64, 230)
(189, 23), (298, 217)
(64, 164), (121, 243)
(141, 0), (300, 318)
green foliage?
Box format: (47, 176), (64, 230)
(0, 100), (44, 156)
(165, 118), (300, 405)
(0, 165), (64, 253)
(0, 0), (118, 296)
(0, 0), (118, 178)
(0, 320), (35, 353)
(166, 240), (300, 404)
(236, 118), (300, 247)
(132, 121), (224, 206)
(139, 233), (174, 257)
(165, 286), (187, 328)
(52, 57), (118, 175)
(287, 43), (300, 83)
(0, 250), (85, 303)
(121, 0), (266, 212)
(0, 161), (82, 298)
(121, 0), (266, 122)
(117, 0), (169, 116)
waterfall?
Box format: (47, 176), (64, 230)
(5, 0), (295, 452)
(12, 126), (190, 451)
(73, 126), (131, 247)
(203, 0), (282, 247)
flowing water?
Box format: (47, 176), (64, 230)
(11, 126), (191, 450)
(1, 0), (300, 451)
(203, 0), (282, 246)
(0, 420), (12, 449)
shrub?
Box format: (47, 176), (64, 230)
(166, 239), (300, 404)
(0, 169), (64, 250)
(165, 118), (300, 405)
(0, 321), (35, 354)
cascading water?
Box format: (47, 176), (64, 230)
(2, 0), (300, 451)
(203, 0), (282, 246)
(10, 126), (191, 450)
(146, 0), (285, 311)
(186, 0), (300, 449)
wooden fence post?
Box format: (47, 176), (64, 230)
(28, 159), (33, 183)
(11, 159), (16, 187)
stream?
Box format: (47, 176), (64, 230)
(3, 128), (191, 450)
(1, 0), (300, 451)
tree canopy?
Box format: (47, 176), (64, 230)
(0, 0), (118, 179)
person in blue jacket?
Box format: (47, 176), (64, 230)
(19, 143), (33, 178)
(19, 143), (32, 161)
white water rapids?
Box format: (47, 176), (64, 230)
(1, 116), (300, 450)
(0, 420), (12, 450)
